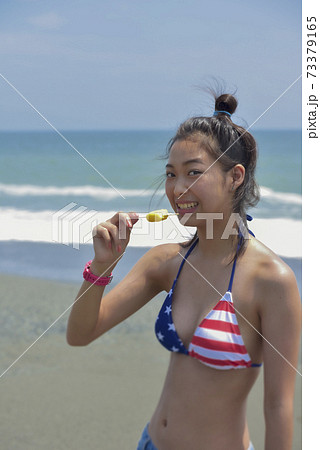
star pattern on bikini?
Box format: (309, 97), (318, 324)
(157, 331), (164, 341)
(168, 323), (176, 331)
(165, 305), (172, 315)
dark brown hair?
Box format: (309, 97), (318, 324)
(166, 92), (260, 255)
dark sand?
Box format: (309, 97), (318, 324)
(0, 271), (301, 449)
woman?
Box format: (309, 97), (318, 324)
(67, 93), (301, 450)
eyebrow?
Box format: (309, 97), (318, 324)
(165, 158), (205, 168)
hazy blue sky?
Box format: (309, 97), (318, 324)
(0, 0), (301, 130)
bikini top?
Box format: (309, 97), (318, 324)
(155, 234), (262, 370)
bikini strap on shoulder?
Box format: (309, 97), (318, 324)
(246, 214), (255, 237)
(227, 254), (238, 292)
(226, 215), (255, 293)
(227, 235), (243, 292)
(176, 237), (199, 280)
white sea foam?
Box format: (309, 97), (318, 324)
(0, 183), (159, 198)
(0, 207), (302, 257)
(259, 186), (302, 205)
(0, 183), (302, 205)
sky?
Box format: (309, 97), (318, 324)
(0, 0), (301, 131)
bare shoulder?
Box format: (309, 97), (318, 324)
(245, 238), (301, 311)
(248, 238), (297, 284)
(140, 241), (184, 266)
(138, 241), (189, 291)
(246, 239), (301, 383)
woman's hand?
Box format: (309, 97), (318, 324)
(91, 212), (139, 273)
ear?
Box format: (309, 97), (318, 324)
(230, 164), (245, 190)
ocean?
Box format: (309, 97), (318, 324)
(0, 129), (302, 283)
(0, 129), (302, 450)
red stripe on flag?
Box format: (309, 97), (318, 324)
(213, 301), (235, 313)
(191, 335), (248, 354)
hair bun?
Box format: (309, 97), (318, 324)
(215, 94), (238, 116)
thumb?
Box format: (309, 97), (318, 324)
(127, 212), (139, 226)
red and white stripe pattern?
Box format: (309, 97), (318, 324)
(188, 292), (252, 370)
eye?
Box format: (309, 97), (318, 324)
(189, 170), (202, 176)
(165, 172), (175, 178)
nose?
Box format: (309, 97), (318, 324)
(173, 177), (189, 199)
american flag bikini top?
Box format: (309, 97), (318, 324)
(155, 237), (262, 370)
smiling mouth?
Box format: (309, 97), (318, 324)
(176, 201), (199, 210)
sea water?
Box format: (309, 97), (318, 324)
(0, 129), (301, 281)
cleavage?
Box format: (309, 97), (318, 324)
(171, 272), (225, 348)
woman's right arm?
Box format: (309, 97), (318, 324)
(66, 211), (168, 346)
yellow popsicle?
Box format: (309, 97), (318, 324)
(146, 209), (170, 222)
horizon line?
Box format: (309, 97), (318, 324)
(0, 127), (303, 133)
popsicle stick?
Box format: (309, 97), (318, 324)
(139, 212), (179, 218)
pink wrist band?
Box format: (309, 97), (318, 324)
(83, 260), (113, 286)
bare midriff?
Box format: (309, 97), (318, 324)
(148, 352), (260, 450)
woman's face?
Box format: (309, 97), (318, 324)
(165, 139), (233, 226)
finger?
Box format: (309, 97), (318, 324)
(93, 224), (112, 249)
(117, 212), (139, 241)
(103, 213), (137, 252)
(100, 221), (127, 254)
(127, 212), (139, 226)
(118, 212), (133, 243)
(108, 211), (139, 228)
(94, 222), (121, 252)
(105, 223), (122, 253)
(108, 211), (123, 227)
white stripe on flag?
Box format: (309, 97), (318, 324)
(193, 327), (245, 346)
(189, 343), (251, 363)
(205, 309), (238, 325)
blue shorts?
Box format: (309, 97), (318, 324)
(136, 423), (158, 450)
(136, 423), (255, 450)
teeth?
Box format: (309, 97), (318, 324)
(177, 202), (198, 209)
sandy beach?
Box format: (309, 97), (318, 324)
(1, 259), (301, 449)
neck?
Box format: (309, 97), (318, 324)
(194, 216), (239, 260)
